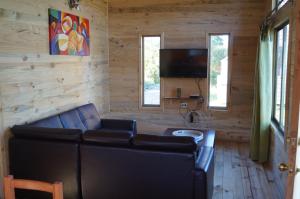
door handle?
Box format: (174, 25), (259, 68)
(279, 163), (289, 172)
(278, 163), (295, 173)
(279, 163), (300, 174)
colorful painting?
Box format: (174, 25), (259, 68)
(49, 8), (90, 56)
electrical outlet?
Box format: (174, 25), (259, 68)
(180, 102), (188, 109)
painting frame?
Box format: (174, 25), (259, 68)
(48, 8), (90, 56)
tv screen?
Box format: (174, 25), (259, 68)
(160, 49), (208, 78)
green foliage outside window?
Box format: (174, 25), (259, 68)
(210, 36), (227, 86)
(143, 36), (161, 106)
(209, 34), (229, 107)
(144, 37), (160, 88)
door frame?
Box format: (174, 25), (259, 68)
(285, 0), (300, 198)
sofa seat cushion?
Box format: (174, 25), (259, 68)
(133, 134), (197, 153)
(30, 116), (63, 128)
(11, 126), (82, 142)
(83, 130), (132, 147)
(59, 110), (86, 131)
(77, 103), (101, 130)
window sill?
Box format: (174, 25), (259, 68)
(139, 106), (163, 113)
(208, 106), (229, 112)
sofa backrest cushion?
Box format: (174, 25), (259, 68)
(10, 138), (81, 199)
(59, 110), (86, 131)
(82, 130), (132, 147)
(30, 116), (63, 128)
(11, 126), (82, 142)
(81, 145), (195, 199)
(133, 134), (197, 153)
(77, 103), (101, 130)
(100, 119), (135, 130)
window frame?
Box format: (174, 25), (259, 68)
(272, 22), (290, 134)
(275, 0), (289, 10)
(140, 35), (162, 108)
(207, 33), (231, 111)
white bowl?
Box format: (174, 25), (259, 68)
(172, 130), (204, 142)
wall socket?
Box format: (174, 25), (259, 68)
(180, 102), (188, 109)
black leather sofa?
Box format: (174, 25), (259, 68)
(9, 103), (214, 199)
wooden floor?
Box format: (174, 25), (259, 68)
(213, 141), (283, 199)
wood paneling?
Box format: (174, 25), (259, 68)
(108, 0), (266, 141)
(0, 0), (109, 196)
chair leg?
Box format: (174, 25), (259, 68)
(4, 175), (15, 199)
(53, 182), (63, 199)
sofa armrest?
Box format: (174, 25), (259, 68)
(101, 119), (137, 135)
(203, 130), (216, 148)
(194, 146), (214, 199)
(195, 146), (214, 171)
(11, 125), (82, 142)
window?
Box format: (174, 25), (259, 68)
(277, 0), (288, 9)
(273, 23), (289, 131)
(209, 34), (230, 108)
(142, 36), (161, 107)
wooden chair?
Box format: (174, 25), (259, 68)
(4, 175), (63, 199)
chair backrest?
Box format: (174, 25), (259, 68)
(4, 175), (63, 199)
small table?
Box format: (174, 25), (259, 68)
(164, 128), (216, 148)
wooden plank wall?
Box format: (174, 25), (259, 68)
(107, 0), (266, 141)
(0, 0), (109, 196)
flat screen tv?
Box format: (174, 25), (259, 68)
(160, 49), (208, 78)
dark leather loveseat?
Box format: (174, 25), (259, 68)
(9, 103), (214, 199)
